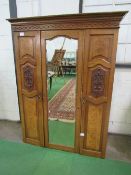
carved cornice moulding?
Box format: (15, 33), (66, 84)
(7, 11), (128, 32)
(11, 21), (119, 31)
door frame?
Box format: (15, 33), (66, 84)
(41, 30), (84, 153)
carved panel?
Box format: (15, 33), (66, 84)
(23, 65), (34, 91)
(12, 20), (120, 32)
(91, 68), (105, 98)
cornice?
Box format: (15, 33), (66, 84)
(7, 11), (128, 32)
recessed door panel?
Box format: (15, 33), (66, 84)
(85, 103), (104, 151)
(19, 37), (35, 60)
(89, 34), (113, 62)
(14, 31), (44, 146)
(23, 96), (39, 139)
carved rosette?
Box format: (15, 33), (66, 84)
(91, 68), (105, 98)
(23, 65), (34, 91)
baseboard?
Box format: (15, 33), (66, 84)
(0, 119), (21, 123)
(0, 119), (131, 136)
(108, 132), (131, 137)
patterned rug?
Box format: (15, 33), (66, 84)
(48, 79), (76, 122)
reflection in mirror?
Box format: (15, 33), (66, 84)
(46, 36), (78, 147)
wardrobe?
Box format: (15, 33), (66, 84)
(8, 11), (127, 158)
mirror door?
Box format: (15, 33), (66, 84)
(41, 30), (83, 152)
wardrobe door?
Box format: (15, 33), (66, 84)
(80, 29), (118, 158)
(14, 31), (44, 146)
(41, 30), (84, 153)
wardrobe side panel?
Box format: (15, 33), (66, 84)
(13, 31), (44, 146)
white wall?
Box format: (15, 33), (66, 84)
(83, 0), (131, 134)
(109, 68), (131, 135)
(16, 0), (79, 17)
(17, 0), (41, 17)
(0, 0), (19, 121)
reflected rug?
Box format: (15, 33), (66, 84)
(48, 78), (76, 121)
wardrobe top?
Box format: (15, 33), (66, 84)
(7, 11), (128, 31)
(7, 11), (127, 23)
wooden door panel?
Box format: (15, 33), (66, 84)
(14, 31), (44, 146)
(23, 96), (39, 139)
(89, 34), (113, 62)
(85, 103), (103, 151)
(19, 36), (36, 59)
(84, 65), (110, 151)
(80, 29), (118, 158)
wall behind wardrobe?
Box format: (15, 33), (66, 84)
(16, 0), (79, 17)
(0, 0), (19, 120)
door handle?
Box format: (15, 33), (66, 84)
(37, 94), (42, 100)
(38, 95), (41, 99)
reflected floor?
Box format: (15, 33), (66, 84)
(49, 120), (75, 147)
(48, 74), (76, 147)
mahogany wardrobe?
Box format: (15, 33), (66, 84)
(8, 12), (127, 158)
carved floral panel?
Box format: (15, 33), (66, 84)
(23, 65), (34, 91)
(91, 68), (105, 98)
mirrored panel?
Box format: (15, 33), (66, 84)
(46, 36), (78, 147)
